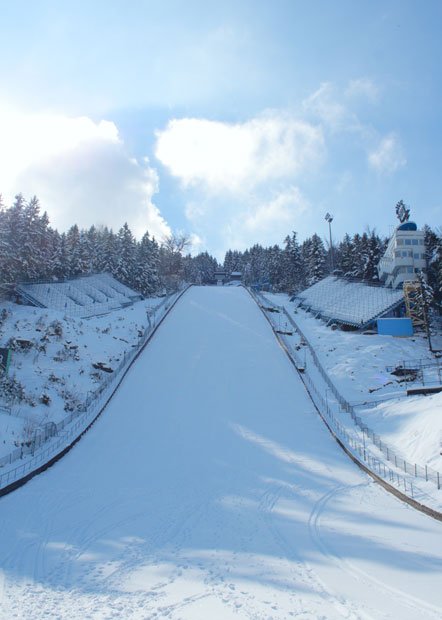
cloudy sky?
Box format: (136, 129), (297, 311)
(1, 0), (441, 258)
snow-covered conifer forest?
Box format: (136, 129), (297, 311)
(2, 193), (441, 305)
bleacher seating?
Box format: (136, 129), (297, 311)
(16, 273), (143, 318)
(296, 276), (404, 328)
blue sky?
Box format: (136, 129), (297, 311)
(0, 0), (441, 258)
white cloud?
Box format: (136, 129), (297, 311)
(154, 111), (323, 256)
(155, 112), (324, 194)
(185, 201), (206, 222)
(0, 108), (170, 239)
(304, 80), (406, 179)
(303, 83), (354, 132)
(304, 79), (380, 134)
(188, 232), (204, 253)
(241, 187), (307, 234)
(224, 187), (308, 250)
(345, 78), (379, 102)
(184, 185), (310, 259)
(335, 170), (353, 194)
(368, 133), (406, 174)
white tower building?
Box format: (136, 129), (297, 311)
(377, 221), (426, 289)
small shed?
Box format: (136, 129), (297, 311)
(230, 272), (242, 282)
(214, 270), (228, 286)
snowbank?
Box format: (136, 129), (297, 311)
(264, 292), (442, 471)
(0, 296), (164, 460)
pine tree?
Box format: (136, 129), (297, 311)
(348, 233), (364, 278)
(82, 226), (100, 273)
(338, 233), (354, 276)
(4, 194), (27, 281)
(303, 234), (326, 285)
(114, 223), (137, 288)
(96, 227), (118, 275)
(51, 231), (68, 280)
(436, 236), (442, 308)
(268, 245), (284, 291)
(422, 225), (442, 309)
(0, 195), (10, 284)
(281, 232), (305, 292)
(65, 225), (85, 277)
(362, 230), (382, 282)
(134, 231), (160, 295)
(223, 249), (243, 274)
(35, 210), (54, 279)
(223, 250), (234, 274)
(189, 252), (219, 284)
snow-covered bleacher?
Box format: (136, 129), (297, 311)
(16, 273), (143, 318)
(296, 276), (404, 328)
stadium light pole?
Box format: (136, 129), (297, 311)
(325, 213), (334, 272)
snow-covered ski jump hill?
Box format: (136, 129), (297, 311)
(1, 286), (441, 620)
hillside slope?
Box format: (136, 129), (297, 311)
(0, 286), (441, 620)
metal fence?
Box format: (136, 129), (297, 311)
(0, 286), (189, 492)
(385, 357), (442, 387)
(251, 289), (441, 492)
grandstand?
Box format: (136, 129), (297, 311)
(15, 273), (143, 318)
(295, 276), (404, 328)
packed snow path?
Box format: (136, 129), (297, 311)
(0, 286), (441, 620)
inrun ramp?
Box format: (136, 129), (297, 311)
(0, 286), (440, 620)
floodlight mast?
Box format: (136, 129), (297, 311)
(325, 213), (334, 272)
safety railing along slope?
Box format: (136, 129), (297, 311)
(0, 286), (190, 496)
(249, 289), (442, 517)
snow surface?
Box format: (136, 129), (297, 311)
(264, 292), (442, 471)
(0, 296), (163, 459)
(0, 286), (441, 619)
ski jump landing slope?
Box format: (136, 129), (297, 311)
(0, 286), (441, 620)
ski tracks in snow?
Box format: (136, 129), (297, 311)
(308, 482), (442, 620)
(258, 482), (375, 620)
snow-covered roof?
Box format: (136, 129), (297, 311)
(296, 276), (404, 327)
